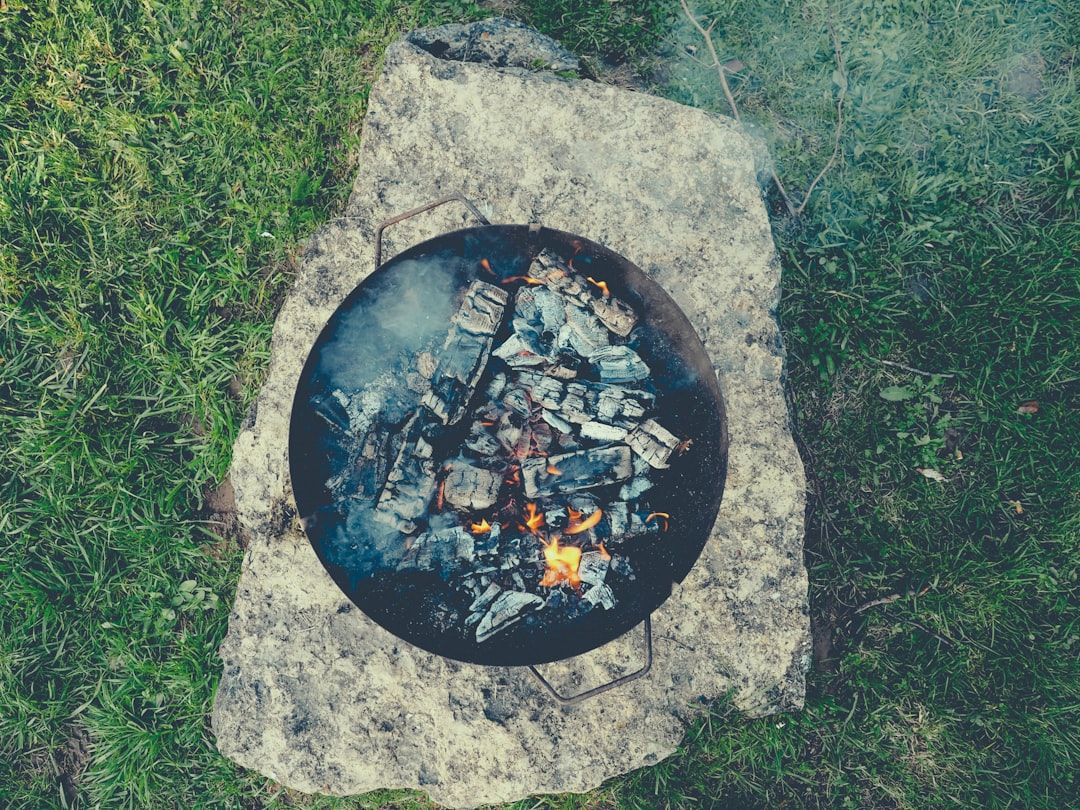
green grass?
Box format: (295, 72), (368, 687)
(2, 0), (1078, 808)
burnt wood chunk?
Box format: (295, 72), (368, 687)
(373, 413), (437, 533)
(603, 500), (663, 537)
(475, 590), (544, 643)
(577, 551), (610, 587)
(529, 250), (638, 337)
(589, 345), (650, 384)
(442, 458), (502, 511)
(310, 391), (352, 434)
(422, 281), (509, 425)
(397, 523), (502, 573)
(513, 370), (655, 432)
(626, 418), (681, 469)
(583, 582), (616, 610)
(521, 444), (633, 498)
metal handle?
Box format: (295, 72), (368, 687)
(527, 616), (653, 706)
(374, 195), (491, 269)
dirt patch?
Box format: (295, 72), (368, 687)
(200, 477), (247, 556)
(57, 724), (92, 807)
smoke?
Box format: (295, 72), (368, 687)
(315, 254), (461, 401)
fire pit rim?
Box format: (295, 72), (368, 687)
(288, 216), (729, 666)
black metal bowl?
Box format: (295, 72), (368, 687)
(289, 222), (727, 665)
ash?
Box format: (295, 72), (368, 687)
(309, 249), (684, 643)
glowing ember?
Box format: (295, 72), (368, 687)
(470, 518), (492, 534)
(565, 507), (603, 535)
(500, 275), (545, 285)
(479, 257), (494, 276)
(645, 511), (670, 531)
(540, 536), (582, 588)
(546, 464), (563, 476)
(435, 479), (446, 511)
(598, 542), (611, 560)
(523, 502), (545, 533)
(587, 276), (610, 297)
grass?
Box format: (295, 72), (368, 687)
(1, 0), (1077, 808)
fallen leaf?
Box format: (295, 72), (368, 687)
(1007, 499), (1024, 514)
(724, 59), (747, 74)
(915, 467), (947, 482)
(1017, 401), (1039, 414)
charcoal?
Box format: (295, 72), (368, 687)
(542, 410), (574, 435)
(465, 421), (501, 456)
(399, 522), (503, 573)
(528, 250), (638, 337)
(588, 345), (650, 384)
(492, 333), (546, 367)
(501, 387), (531, 416)
(442, 459), (502, 511)
(602, 501), (662, 538)
(618, 473), (654, 501)
(472, 524), (501, 557)
(626, 418), (681, 469)
(422, 281), (509, 425)
(577, 551), (610, 587)
(374, 413), (438, 533)
(475, 591), (545, 643)
(582, 582), (616, 610)
(311, 392), (352, 434)
(468, 581), (502, 613)
(495, 411), (527, 458)
(579, 421), (629, 442)
(485, 372), (508, 400)
(417, 350), (437, 379)
(353, 429), (394, 500)
(610, 554), (635, 579)
(559, 303), (610, 357)
(513, 370), (655, 431)
(521, 444), (633, 498)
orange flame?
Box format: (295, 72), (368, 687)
(523, 502), (545, 533)
(645, 512), (670, 532)
(546, 465), (562, 475)
(598, 542), (611, 560)
(471, 518), (492, 534)
(501, 275), (545, 285)
(540, 536), (582, 588)
(587, 276), (610, 297)
(435, 479), (446, 511)
(479, 258), (494, 276)
(566, 508), (603, 535)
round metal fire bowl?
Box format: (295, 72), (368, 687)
(289, 223), (727, 666)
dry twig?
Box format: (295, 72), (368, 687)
(855, 585), (930, 614)
(677, 0), (848, 219)
(865, 356), (957, 379)
(677, 0), (740, 123)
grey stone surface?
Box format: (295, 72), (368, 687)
(212, 19), (810, 809)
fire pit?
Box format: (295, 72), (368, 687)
(289, 198), (728, 670)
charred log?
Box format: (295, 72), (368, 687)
(373, 413), (438, 533)
(521, 444), (633, 498)
(422, 281), (509, 425)
(528, 250), (637, 337)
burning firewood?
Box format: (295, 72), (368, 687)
(441, 458), (502, 511)
(520, 444), (633, 498)
(312, 242), (692, 646)
(528, 250), (638, 337)
(373, 413), (438, 534)
(421, 280), (509, 425)
(474, 590), (545, 643)
(626, 419), (682, 469)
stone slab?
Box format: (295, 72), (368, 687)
(212, 19), (810, 809)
